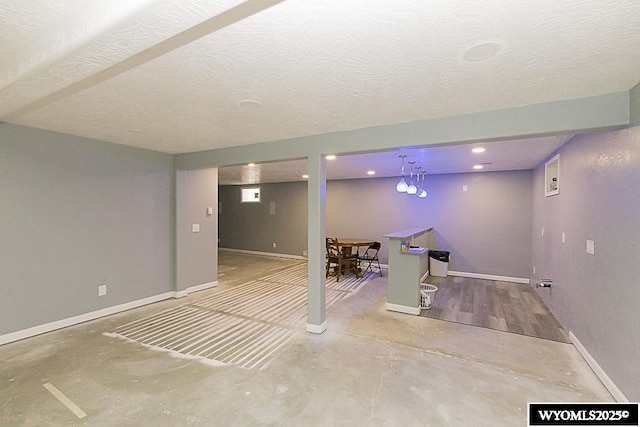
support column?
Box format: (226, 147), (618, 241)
(306, 152), (327, 333)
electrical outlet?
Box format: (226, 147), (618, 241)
(463, 185), (468, 192)
(98, 284), (107, 296)
(272, 242), (277, 248)
(302, 250), (308, 257)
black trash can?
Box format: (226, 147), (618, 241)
(429, 250), (450, 277)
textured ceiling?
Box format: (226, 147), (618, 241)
(1, 0), (639, 178)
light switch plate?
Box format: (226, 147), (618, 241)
(541, 227), (544, 237)
(463, 185), (468, 192)
(206, 207), (213, 216)
(586, 239), (595, 255)
(98, 284), (107, 296)
(192, 224), (200, 233)
(562, 232), (566, 244)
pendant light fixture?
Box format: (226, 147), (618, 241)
(418, 172), (428, 198)
(414, 166), (423, 196)
(406, 161), (417, 194)
(395, 155), (409, 192)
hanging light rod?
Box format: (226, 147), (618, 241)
(407, 161), (417, 195)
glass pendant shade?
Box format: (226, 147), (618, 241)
(417, 173), (427, 197)
(396, 155), (408, 192)
(396, 178), (408, 192)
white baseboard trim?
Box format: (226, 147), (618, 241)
(0, 291), (176, 346)
(386, 303), (421, 316)
(219, 247), (305, 260)
(306, 321), (327, 334)
(186, 281), (217, 294)
(420, 271), (430, 283)
(0, 280), (219, 346)
(569, 331), (628, 402)
(448, 270), (530, 284)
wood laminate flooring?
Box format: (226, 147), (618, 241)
(421, 275), (570, 343)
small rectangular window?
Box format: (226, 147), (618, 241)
(241, 187), (261, 203)
(544, 154), (560, 197)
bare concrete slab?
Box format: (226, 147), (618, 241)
(0, 253), (611, 426)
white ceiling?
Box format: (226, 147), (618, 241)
(2, 0), (639, 182)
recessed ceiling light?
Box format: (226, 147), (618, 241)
(472, 147), (485, 154)
(463, 41), (501, 62)
(325, 155), (336, 160)
(473, 164), (484, 170)
(367, 170), (376, 176)
(128, 128), (146, 134)
(302, 174), (309, 179)
(248, 163), (256, 167)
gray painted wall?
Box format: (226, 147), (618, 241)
(218, 182), (308, 256)
(0, 124), (173, 335)
(176, 168), (218, 290)
(328, 171), (532, 278)
(531, 126), (640, 400)
(220, 170), (533, 279)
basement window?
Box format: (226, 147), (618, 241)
(241, 187), (261, 203)
(544, 154), (560, 197)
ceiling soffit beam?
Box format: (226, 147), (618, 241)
(631, 82), (640, 126)
(2, 0), (287, 122)
(175, 91), (632, 170)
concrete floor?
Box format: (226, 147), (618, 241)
(0, 252), (612, 426)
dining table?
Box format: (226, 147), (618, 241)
(335, 238), (375, 278)
(336, 238), (375, 256)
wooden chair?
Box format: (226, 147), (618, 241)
(326, 237), (358, 281)
(359, 241), (382, 276)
